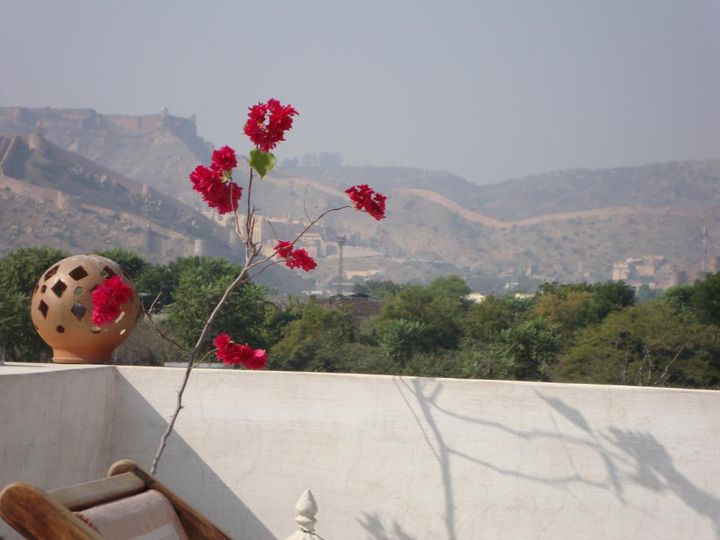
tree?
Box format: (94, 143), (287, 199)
(462, 295), (525, 344)
(0, 247), (67, 361)
(96, 249), (149, 280)
(134, 264), (174, 307)
(353, 280), (405, 299)
(381, 283), (464, 350)
(636, 284), (661, 302)
(0, 246), (69, 295)
(164, 257), (271, 350)
(270, 303), (355, 372)
(557, 301), (720, 388)
(425, 275), (471, 300)
(376, 318), (424, 366)
(534, 281), (635, 340)
(533, 290), (598, 340)
(692, 272), (720, 325)
(662, 284), (694, 314)
(498, 317), (558, 380)
(0, 290), (51, 361)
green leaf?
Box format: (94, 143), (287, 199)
(249, 149), (276, 178)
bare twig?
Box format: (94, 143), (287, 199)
(148, 290), (163, 314)
(149, 164), (351, 474)
(143, 292), (184, 352)
(652, 343), (688, 386)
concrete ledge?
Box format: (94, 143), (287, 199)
(1, 363), (719, 539)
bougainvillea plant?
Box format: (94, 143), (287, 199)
(90, 98), (386, 474)
(90, 276), (132, 326)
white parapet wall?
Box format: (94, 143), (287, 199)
(0, 364), (117, 539)
(1, 363), (720, 539)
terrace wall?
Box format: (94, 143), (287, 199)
(2, 364), (720, 539)
(0, 365), (116, 539)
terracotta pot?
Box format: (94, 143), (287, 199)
(30, 254), (141, 364)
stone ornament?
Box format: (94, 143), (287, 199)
(286, 490), (323, 540)
(30, 254), (140, 363)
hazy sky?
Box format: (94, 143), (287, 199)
(1, 0), (719, 184)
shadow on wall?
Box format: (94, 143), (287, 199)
(358, 513), (415, 540)
(111, 377), (277, 540)
(357, 378), (720, 540)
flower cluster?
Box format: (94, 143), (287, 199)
(91, 275), (133, 326)
(346, 184), (387, 220)
(213, 333), (267, 369)
(274, 240), (317, 271)
(189, 146), (242, 214)
(243, 99), (299, 152)
(182, 100), (387, 375)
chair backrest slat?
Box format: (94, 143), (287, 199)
(48, 472), (146, 511)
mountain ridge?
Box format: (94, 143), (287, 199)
(1, 106), (718, 288)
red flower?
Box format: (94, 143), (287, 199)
(345, 184), (387, 220)
(274, 240), (293, 258)
(213, 333), (267, 369)
(211, 146), (238, 173)
(243, 99), (298, 152)
(274, 241), (317, 272)
(91, 275), (133, 326)
(189, 165), (242, 214)
(287, 249), (317, 271)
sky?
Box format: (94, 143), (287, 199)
(1, 0), (719, 184)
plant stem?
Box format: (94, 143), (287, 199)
(148, 166), (350, 475)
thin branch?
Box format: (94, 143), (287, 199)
(150, 261), (253, 474)
(149, 174), (351, 474)
(148, 290), (163, 314)
(653, 343), (688, 386)
(143, 294), (184, 352)
(248, 259), (283, 281)
(148, 349), (215, 474)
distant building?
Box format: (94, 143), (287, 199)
(465, 292), (487, 303)
(612, 256), (667, 289)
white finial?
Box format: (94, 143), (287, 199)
(286, 489), (320, 540)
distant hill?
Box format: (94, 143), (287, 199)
(0, 107), (211, 204)
(0, 131), (312, 293)
(275, 160), (720, 287)
(0, 132), (232, 258)
(282, 159), (720, 220)
(2, 106), (718, 289)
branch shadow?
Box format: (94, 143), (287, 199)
(365, 377), (720, 540)
(357, 512), (415, 540)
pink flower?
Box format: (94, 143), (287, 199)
(213, 333), (267, 369)
(211, 146), (238, 173)
(243, 99), (298, 152)
(91, 275), (133, 326)
(345, 184), (387, 220)
(274, 241), (317, 272)
(189, 164), (242, 214)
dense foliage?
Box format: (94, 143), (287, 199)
(2, 247), (718, 389)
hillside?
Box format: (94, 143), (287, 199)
(1, 106), (718, 290)
(282, 159), (720, 220)
(0, 132), (314, 293)
(272, 160), (720, 287)
(0, 107), (211, 204)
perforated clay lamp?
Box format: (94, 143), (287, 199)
(30, 254), (141, 364)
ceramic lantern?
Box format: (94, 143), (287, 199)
(30, 254), (141, 363)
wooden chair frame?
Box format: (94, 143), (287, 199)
(0, 459), (231, 540)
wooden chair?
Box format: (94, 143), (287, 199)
(0, 459), (231, 539)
